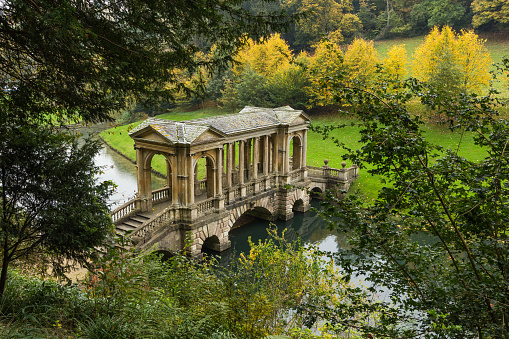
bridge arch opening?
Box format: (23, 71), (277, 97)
(202, 235), (221, 253)
(310, 187), (323, 200)
(293, 198), (305, 213)
(231, 206), (274, 230)
(290, 135), (303, 170)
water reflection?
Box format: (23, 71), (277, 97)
(210, 200), (348, 264)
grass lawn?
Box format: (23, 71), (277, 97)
(101, 107), (488, 201)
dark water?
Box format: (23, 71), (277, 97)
(216, 199), (342, 262)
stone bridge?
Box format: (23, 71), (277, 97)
(110, 106), (358, 258)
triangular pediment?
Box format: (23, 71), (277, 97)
(133, 127), (173, 144)
(290, 114), (310, 126)
(191, 129), (224, 144)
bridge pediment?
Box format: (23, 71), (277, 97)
(290, 115), (309, 126)
(191, 128), (225, 145)
(133, 128), (172, 144)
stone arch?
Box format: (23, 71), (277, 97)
(202, 235), (221, 252)
(310, 186), (324, 200)
(293, 198), (305, 213)
(288, 134), (303, 170)
(193, 153), (217, 199)
(226, 197), (275, 232)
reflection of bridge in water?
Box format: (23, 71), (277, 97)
(110, 106), (358, 258)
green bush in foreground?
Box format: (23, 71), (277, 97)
(0, 230), (382, 338)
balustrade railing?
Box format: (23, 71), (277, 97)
(111, 198), (140, 223)
(131, 206), (174, 239)
(152, 187), (170, 204)
(197, 198), (214, 214)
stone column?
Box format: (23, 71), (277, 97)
(263, 135), (269, 176)
(216, 147), (223, 196)
(245, 139), (252, 181)
(272, 134), (278, 173)
(253, 137), (259, 180)
(226, 142), (233, 187)
(187, 152), (194, 205)
(302, 130), (307, 168)
(239, 140), (245, 185)
(283, 135), (290, 175)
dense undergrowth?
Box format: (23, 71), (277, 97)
(0, 230), (378, 339)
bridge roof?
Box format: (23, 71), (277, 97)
(129, 106), (310, 145)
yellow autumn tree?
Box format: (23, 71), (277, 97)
(343, 38), (379, 86)
(306, 39), (344, 106)
(382, 44), (407, 80)
(234, 33), (292, 78)
(412, 26), (491, 94)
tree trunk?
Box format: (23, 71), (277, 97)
(0, 242), (10, 297)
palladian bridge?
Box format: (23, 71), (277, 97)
(110, 106), (358, 258)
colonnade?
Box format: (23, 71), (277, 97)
(134, 128), (308, 212)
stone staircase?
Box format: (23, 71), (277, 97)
(115, 213), (151, 235)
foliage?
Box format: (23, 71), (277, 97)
(306, 39), (344, 106)
(0, 0), (297, 125)
(267, 53), (312, 108)
(382, 44), (408, 79)
(343, 38), (379, 86)
(0, 124), (115, 296)
(235, 34), (293, 78)
(284, 0), (359, 49)
(312, 58), (509, 337)
(472, 0), (509, 29)
(412, 26), (492, 95)
(0, 231), (379, 338)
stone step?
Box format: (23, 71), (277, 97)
(117, 223), (137, 232)
(131, 215), (150, 223)
(122, 220), (143, 228)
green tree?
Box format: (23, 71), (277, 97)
(286, 0), (356, 49)
(0, 125), (114, 296)
(309, 59), (509, 337)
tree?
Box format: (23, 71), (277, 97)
(412, 26), (491, 94)
(308, 59), (509, 337)
(286, 0), (355, 49)
(382, 44), (407, 80)
(472, 0), (509, 29)
(343, 38), (379, 85)
(306, 39), (344, 106)
(0, 124), (115, 295)
(234, 33), (293, 78)
(0, 0), (296, 125)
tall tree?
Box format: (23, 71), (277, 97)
(343, 38), (379, 85)
(0, 125), (115, 295)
